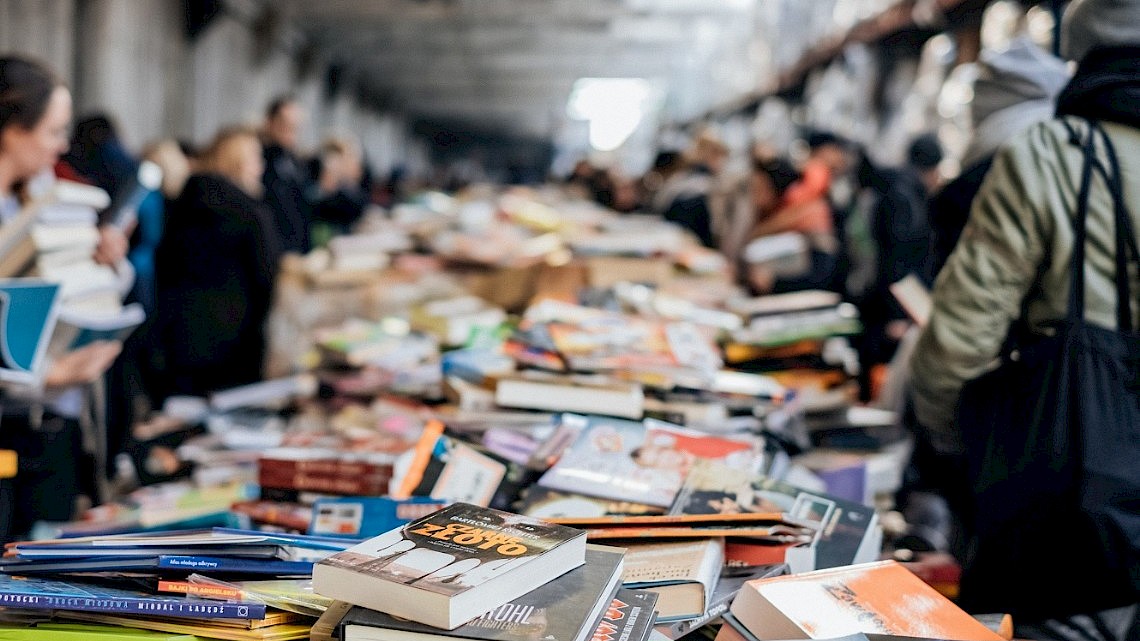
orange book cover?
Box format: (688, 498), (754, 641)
(729, 560), (1003, 641)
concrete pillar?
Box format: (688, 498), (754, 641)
(0, 0), (78, 83)
(73, 0), (188, 151)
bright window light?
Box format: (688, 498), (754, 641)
(567, 78), (654, 152)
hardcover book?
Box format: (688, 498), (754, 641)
(620, 538), (724, 622)
(312, 502), (587, 630)
(340, 545), (625, 641)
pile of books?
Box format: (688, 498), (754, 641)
(0, 528), (357, 639)
(310, 502), (659, 641)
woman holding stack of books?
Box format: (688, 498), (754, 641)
(0, 55), (123, 542)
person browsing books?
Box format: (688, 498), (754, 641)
(0, 55), (124, 542)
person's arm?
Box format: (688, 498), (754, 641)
(909, 128), (1056, 454)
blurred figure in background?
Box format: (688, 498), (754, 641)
(61, 113), (136, 201)
(155, 126), (281, 400)
(927, 37), (1070, 280)
(261, 95), (312, 254)
(743, 155), (839, 294)
(656, 129), (729, 248)
(310, 135), (369, 244)
(857, 133), (942, 400)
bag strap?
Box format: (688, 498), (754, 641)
(1088, 121), (1140, 333)
(1068, 120), (1099, 323)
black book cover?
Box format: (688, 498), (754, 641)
(317, 502), (585, 598)
(340, 545), (624, 641)
(590, 588), (658, 641)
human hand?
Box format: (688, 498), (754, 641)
(748, 265), (775, 294)
(44, 341), (122, 389)
(93, 225), (129, 266)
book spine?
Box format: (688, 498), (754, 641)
(259, 458), (394, 477)
(0, 590), (265, 620)
(230, 500), (313, 531)
(257, 472), (390, 495)
(156, 555), (313, 576)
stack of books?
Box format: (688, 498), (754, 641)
(0, 528), (357, 640)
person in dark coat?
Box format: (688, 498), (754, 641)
(260, 95), (311, 254)
(154, 126), (280, 400)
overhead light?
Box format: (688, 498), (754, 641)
(567, 78), (655, 152)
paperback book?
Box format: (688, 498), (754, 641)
(339, 545), (625, 641)
(312, 502), (588, 629)
(538, 416), (761, 509)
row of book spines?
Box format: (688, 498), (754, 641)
(259, 458), (394, 477)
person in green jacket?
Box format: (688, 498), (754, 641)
(910, 0), (1139, 638)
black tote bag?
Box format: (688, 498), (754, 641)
(956, 121), (1140, 620)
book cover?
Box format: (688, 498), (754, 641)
(0, 575), (266, 620)
(309, 496), (447, 539)
(340, 545), (625, 641)
(538, 416), (760, 508)
(515, 488), (664, 520)
(0, 279), (60, 384)
(728, 561), (1004, 641)
(0, 622), (198, 640)
(53, 612), (312, 641)
(590, 589), (658, 641)
(50, 302), (145, 351)
(313, 502), (587, 629)
(620, 538), (724, 622)
(669, 460), (879, 571)
(0, 555), (313, 577)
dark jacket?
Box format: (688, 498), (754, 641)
(262, 143), (311, 254)
(154, 174), (280, 398)
(867, 167), (932, 324)
(925, 157), (995, 282)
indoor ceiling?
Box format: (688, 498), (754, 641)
(277, 0), (899, 140)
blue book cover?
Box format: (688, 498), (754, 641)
(308, 496), (447, 539)
(1, 555), (313, 577)
(0, 574), (266, 619)
(0, 279), (60, 384)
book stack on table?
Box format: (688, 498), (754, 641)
(0, 528), (355, 640)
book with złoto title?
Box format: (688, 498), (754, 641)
(340, 545), (625, 641)
(313, 502), (587, 630)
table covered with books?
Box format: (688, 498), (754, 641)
(0, 186), (992, 641)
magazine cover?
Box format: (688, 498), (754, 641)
(669, 460), (878, 569)
(538, 416), (761, 508)
(0, 279), (60, 384)
(317, 502), (584, 598)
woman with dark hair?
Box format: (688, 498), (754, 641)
(0, 55), (122, 542)
(154, 126), (281, 399)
